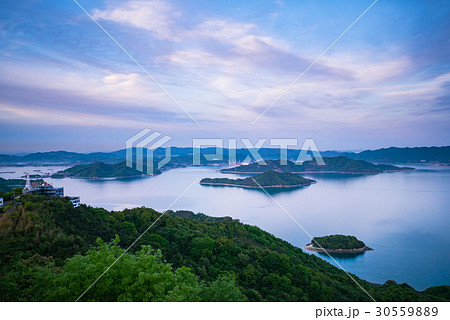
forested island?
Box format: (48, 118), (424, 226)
(0, 195), (448, 302)
(51, 161), (154, 178)
(50, 155), (210, 179)
(305, 235), (373, 253)
(221, 157), (413, 175)
(200, 171), (315, 189)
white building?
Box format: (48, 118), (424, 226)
(0, 197), (3, 207)
(22, 173), (33, 194)
(69, 196), (81, 208)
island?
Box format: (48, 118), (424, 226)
(221, 156), (413, 175)
(200, 170), (316, 189)
(51, 161), (157, 179)
(304, 234), (373, 253)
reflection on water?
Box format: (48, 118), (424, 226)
(0, 164), (449, 290)
(200, 184), (312, 196)
(317, 251), (367, 260)
(262, 186), (311, 196)
(68, 176), (151, 185)
(303, 173), (368, 181)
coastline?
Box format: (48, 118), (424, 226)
(221, 170), (381, 175)
(51, 174), (150, 180)
(199, 181), (315, 188)
(304, 243), (373, 253)
(220, 169), (394, 174)
(220, 169), (414, 174)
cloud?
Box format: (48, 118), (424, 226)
(93, 1), (343, 78)
(161, 50), (234, 68)
(0, 102), (153, 129)
(1, 0), (449, 152)
(322, 54), (412, 83)
(0, 64), (166, 109)
(195, 19), (255, 42)
(0, 59), (203, 127)
(383, 72), (450, 100)
(93, 0), (182, 40)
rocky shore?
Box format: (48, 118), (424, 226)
(199, 181), (315, 188)
(304, 243), (373, 253)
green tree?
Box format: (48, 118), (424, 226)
(199, 272), (247, 302)
(33, 237), (201, 302)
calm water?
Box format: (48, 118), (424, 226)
(1, 165), (449, 290)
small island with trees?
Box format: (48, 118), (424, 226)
(305, 235), (373, 253)
(200, 170), (316, 189)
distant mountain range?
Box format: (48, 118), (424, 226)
(341, 146), (450, 165)
(0, 146), (448, 166)
(0, 150), (125, 165)
(221, 157), (412, 175)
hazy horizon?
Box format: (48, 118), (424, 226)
(1, 144), (449, 156)
(1, 0), (449, 153)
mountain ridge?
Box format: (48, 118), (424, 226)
(0, 146), (448, 166)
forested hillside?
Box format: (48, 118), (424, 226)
(0, 195), (448, 302)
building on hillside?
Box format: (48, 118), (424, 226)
(69, 196), (81, 208)
(22, 173), (34, 194)
(0, 197), (3, 207)
(34, 184), (64, 197)
(34, 183), (64, 198)
(22, 173), (64, 197)
(21, 173), (80, 207)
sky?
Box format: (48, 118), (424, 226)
(0, 0), (449, 153)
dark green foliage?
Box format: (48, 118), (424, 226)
(52, 161), (158, 178)
(0, 195), (447, 302)
(27, 237), (244, 302)
(312, 235), (365, 250)
(300, 156), (412, 173)
(1, 187), (22, 201)
(423, 286), (450, 300)
(200, 170), (315, 188)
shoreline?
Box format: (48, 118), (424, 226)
(199, 181), (315, 188)
(304, 243), (374, 253)
(221, 170), (386, 175)
(220, 169), (414, 174)
(51, 174), (150, 180)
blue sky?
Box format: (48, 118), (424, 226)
(0, 0), (449, 153)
